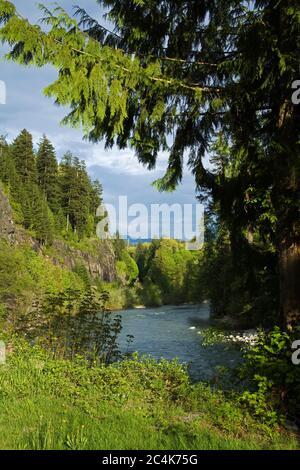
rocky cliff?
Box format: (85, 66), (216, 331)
(0, 186), (15, 242)
(48, 239), (117, 283)
(0, 186), (117, 283)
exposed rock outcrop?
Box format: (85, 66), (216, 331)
(0, 186), (117, 283)
(48, 239), (117, 283)
(0, 187), (15, 242)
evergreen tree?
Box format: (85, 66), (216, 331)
(0, 135), (16, 186)
(9, 130), (39, 230)
(90, 179), (103, 217)
(59, 152), (97, 238)
(11, 129), (37, 185)
(36, 135), (59, 213)
(73, 158), (92, 237)
(31, 184), (54, 244)
(59, 151), (77, 233)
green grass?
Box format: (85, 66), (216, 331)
(0, 339), (298, 450)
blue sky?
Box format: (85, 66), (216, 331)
(0, 1), (199, 237)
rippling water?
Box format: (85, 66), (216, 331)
(118, 303), (241, 382)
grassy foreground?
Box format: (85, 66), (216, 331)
(0, 339), (298, 450)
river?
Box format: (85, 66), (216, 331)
(118, 303), (241, 382)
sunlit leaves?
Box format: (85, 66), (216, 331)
(0, 0), (214, 154)
(0, 0), (15, 24)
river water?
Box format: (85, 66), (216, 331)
(118, 303), (241, 382)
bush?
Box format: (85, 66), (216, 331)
(116, 250), (139, 286)
(0, 240), (86, 329)
(14, 289), (122, 365)
(239, 327), (300, 424)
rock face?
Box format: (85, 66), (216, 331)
(49, 239), (117, 283)
(0, 186), (117, 283)
(0, 187), (15, 242)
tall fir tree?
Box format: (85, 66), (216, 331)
(31, 184), (54, 244)
(11, 129), (37, 185)
(10, 130), (38, 230)
(0, 135), (16, 185)
(59, 151), (76, 234)
(36, 135), (59, 213)
(90, 179), (103, 216)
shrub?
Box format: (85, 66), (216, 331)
(239, 327), (300, 424)
(15, 289), (122, 365)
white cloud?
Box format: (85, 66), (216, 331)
(86, 147), (169, 175)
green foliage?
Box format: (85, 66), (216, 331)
(59, 152), (102, 239)
(4, 130), (55, 243)
(239, 327), (300, 424)
(200, 328), (231, 347)
(116, 250), (139, 286)
(0, 241), (34, 308)
(135, 239), (197, 306)
(97, 281), (138, 310)
(72, 264), (91, 290)
(36, 135), (60, 213)
(11, 129), (37, 184)
(0, 338), (297, 450)
(139, 280), (163, 307)
(0, 132), (103, 243)
(14, 288), (122, 365)
(0, 240), (85, 326)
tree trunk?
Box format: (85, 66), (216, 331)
(279, 242), (300, 327)
(274, 4), (300, 328)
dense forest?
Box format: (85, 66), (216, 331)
(0, 131), (103, 243)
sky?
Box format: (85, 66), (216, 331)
(0, 0), (200, 239)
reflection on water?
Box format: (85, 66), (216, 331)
(118, 304), (241, 382)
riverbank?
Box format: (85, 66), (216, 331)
(0, 338), (297, 450)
